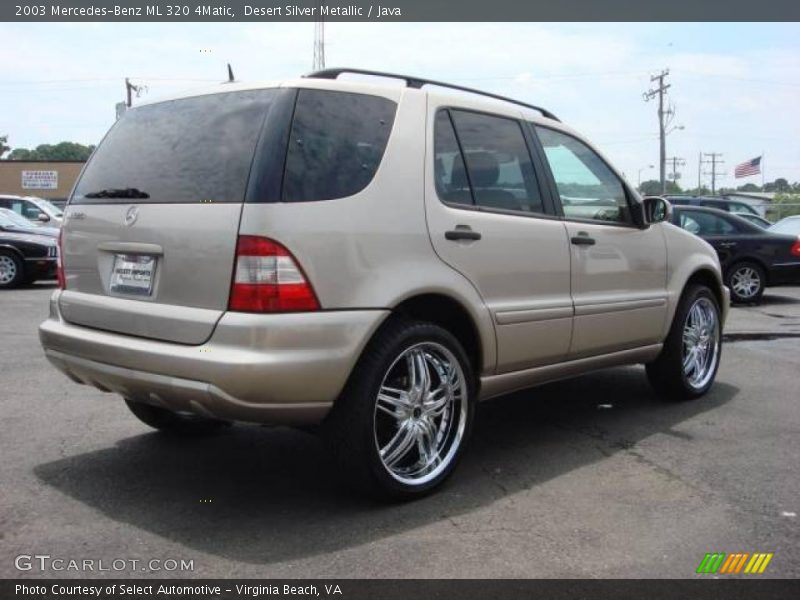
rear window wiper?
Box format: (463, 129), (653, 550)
(83, 187), (150, 199)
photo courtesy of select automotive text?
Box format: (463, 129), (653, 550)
(2, 1), (800, 598)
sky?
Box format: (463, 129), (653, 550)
(1, 22), (798, 190)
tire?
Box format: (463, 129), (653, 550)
(0, 251), (25, 289)
(325, 318), (476, 500)
(726, 261), (765, 304)
(124, 399), (230, 436)
(646, 284), (722, 401)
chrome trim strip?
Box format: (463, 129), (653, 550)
(574, 297), (667, 317)
(495, 306), (574, 324)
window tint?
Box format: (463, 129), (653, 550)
(446, 111), (543, 213)
(433, 111), (472, 206)
(73, 90), (276, 204)
(678, 211), (737, 235)
(536, 126), (630, 224)
(283, 89), (397, 202)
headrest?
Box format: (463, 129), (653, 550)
(466, 151), (499, 187)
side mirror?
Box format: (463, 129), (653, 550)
(36, 212), (50, 222)
(642, 196), (672, 224)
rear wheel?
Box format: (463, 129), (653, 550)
(0, 251), (24, 289)
(726, 261), (765, 304)
(647, 284), (721, 400)
(124, 399), (230, 435)
(325, 318), (476, 500)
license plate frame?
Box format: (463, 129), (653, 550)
(109, 254), (157, 296)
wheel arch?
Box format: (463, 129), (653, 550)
(724, 256), (770, 285)
(390, 293), (485, 380)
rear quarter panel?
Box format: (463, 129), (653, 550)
(237, 87), (498, 374)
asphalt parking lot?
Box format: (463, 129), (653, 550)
(1, 284), (799, 579)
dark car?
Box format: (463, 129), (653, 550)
(0, 209), (58, 288)
(671, 205), (800, 303)
(666, 195), (760, 217)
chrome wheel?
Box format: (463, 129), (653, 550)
(730, 266), (761, 300)
(682, 297), (720, 390)
(0, 255), (18, 285)
(374, 342), (468, 486)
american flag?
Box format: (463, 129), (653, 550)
(734, 156), (762, 178)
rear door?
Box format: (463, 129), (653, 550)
(425, 103), (573, 374)
(60, 89), (279, 344)
(533, 125), (668, 359)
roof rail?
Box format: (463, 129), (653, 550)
(304, 68), (560, 122)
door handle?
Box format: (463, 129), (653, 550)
(445, 226), (482, 241)
(570, 234), (596, 246)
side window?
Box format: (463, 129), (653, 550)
(679, 211), (736, 235)
(433, 111), (472, 206)
(536, 126), (630, 224)
(445, 110), (544, 214)
(283, 89), (397, 202)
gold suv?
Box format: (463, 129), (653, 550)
(40, 69), (729, 498)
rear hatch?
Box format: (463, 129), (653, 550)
(60, 88), (280, 344)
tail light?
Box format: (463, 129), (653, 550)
(791, 239), (800, 257)
(56, 228), (66, 289)
(228, 235), (320, 312)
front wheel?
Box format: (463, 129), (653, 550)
(325, 318), (476, 500)
(647, 284), (722, 400)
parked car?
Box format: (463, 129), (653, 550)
(0, 208), (59, 238)
(0, 195), (64, 226)
(666, 195), (760, 216)
(671, 206), (800, 303)
(768, 215), (800, 237)
(0, 209), (58, 288)
(736, 213), (773, 229)
(39, 69), (729, 498)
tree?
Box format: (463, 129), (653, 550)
(6, 141), (95, 161)
(736, 183), (761, 192)
(0, 135), (9, 158)
(639, 179), (682, 196)
(769, 192), (800, 220)
(763, 178), (791, 193)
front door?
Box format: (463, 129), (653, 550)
(534, 125), (668, 359)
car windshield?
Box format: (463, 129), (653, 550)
(0, 208), (38, 228)
(32, 198), (63, 217)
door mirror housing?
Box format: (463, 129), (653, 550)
(36, 212), (50, 222)
(642, 196), (672, 225)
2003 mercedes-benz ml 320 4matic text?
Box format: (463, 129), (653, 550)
(40, 69), (730, 498)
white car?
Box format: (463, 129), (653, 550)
(769, 215), (800, 237)
(0, 195), (64, 227)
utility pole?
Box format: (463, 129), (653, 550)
(701, 153), (724, 195)
(665, 156), (685, 189)
(313, 2), (325, 70)
(643, 69), (671, 194)
(697, 151), (702, 192)
(125, 78), (143, 108)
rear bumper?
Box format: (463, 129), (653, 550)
(39, 291), (388, 425)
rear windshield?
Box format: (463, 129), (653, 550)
(72, 90), (277, 204)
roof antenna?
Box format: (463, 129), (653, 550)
(226, 63), (235, 83)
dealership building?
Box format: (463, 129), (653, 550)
(0, 160), (85, 203)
